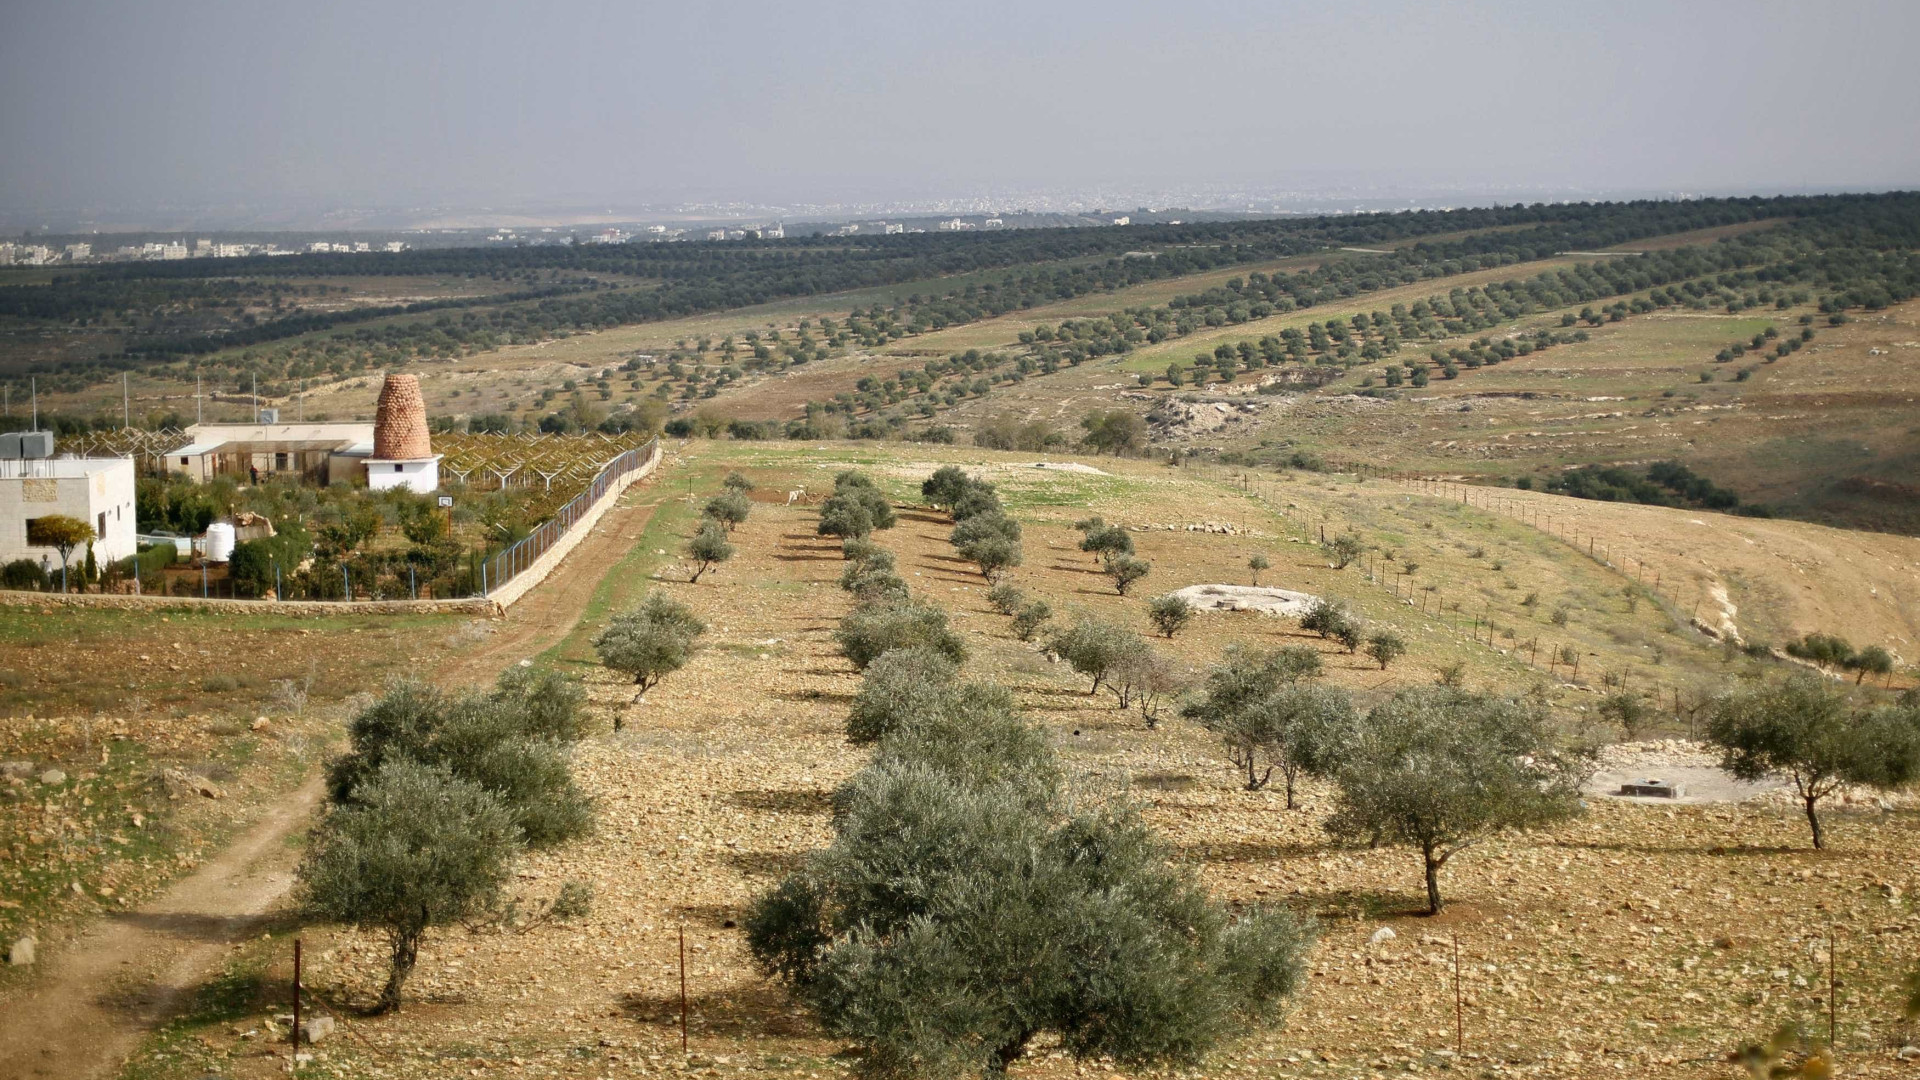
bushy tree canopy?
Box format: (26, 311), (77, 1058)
(1706, 676), (1920, 848)
(747, 655), (1311, 1076)
(594, 590), (706, 700)
(836, 599), (967, 670)
(1322, 687), (1591, 913)
(299, 758), (521, 1012)
(687, 520), (736, 582)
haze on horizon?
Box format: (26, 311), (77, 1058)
(3, 0), (1918, 222)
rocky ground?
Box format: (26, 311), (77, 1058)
(96, 464), (1919, 1080)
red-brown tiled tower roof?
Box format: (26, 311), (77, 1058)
(372, 374), (432, 459)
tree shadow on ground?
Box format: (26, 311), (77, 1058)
(725, 850), (811, 880)
(723, 789), (833, 815)
(673, 902), (748, 929)
(767, 688), (854, 705)
(1552, 839), (1820, 858)
(771, 551), (841, 563)
(896, 510), (947, 525)
(618, 982), (817, 1039)
(1173, 839), (1335, 863)
(1127, 770), (1199, 791)
(1049, 562), (1103, 574)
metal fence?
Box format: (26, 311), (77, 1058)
(479, 437), (658, 597)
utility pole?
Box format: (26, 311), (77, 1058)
(195, 373), (202, 425)
(122, 372), (129, 428)
(30, 376), (37, 431)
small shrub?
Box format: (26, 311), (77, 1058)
(1011, 600), (1052, 641)
(986, 582), (1025, 615)
(1147, 593), (1195, 638)
(1105, 555), (1150, 595)
(1364, 631), (1406, 670)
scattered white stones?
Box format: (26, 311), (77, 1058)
(1369, 927), (1397, 945)
(7, 935), (34, 965)
(37, 769), (66, 786)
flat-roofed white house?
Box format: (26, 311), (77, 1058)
(168, 422), (375, 486)
(0, 457), (138, 567)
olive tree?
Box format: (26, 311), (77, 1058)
(845, 646), (960, 744)
(835, 599), (966, 670)
(1181, 646), (1337, 806)
(1046, 615), (1140, 695)
(1105, 555), (1151, 596)
(298, 758), (520, 1013)
(1011, 600), (1052, 642)
(1705, 676), (1920, 849)
(1323, 533), (1364, 570)
(745, 678), (1311, 1076)
(702, 490), (751, 532)
(1323, 687), (1590, 914)
(920, 465), (971, 512)
(952, 511), (1023, 582)
(1248, 554), (1270, 586)
(816, 493), (876, 540)
(324, 673), (596, 849)
(594, 590), (706, 709)
(1147, 593), (1195, 638)
(686, 521), (735, 582)
(1364, 631), (1404, 669)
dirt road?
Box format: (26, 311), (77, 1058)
(0, 486), (665, 1080)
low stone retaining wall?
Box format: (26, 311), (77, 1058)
(0, 591), (497, 617)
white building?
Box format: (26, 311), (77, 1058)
(1111, 216), (1131, 226)
(169, 422), (375, 485)
(0, 457), (138, 569)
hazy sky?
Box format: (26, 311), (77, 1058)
(3, 0), (1918, 215)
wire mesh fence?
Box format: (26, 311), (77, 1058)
(480, 437), (658, 597)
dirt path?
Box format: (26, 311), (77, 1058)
(0, 484), (666, 1080)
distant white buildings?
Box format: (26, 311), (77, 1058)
(707, 229), (728, 240)
(762, 223), (784, 239)
(883, 223), (904, 235)
(1111, 216), (1131, 226)
(936, 218), (973, 231)
(50, 238), (412, 262)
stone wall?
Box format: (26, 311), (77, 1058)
(0, 591), (497, 617)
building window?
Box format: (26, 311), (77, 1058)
(394, 463), (404, 472)
(99, 512), (107, 538)
(181, 456), (190, 465)
(275, 452), (289, 470)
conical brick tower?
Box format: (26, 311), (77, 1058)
(373, 374), (431, 459)
(365, 373), (441, 492)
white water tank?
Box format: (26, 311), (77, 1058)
(204, 522), (236, 563)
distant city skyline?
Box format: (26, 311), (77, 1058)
(3, 0), (1917, 229)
